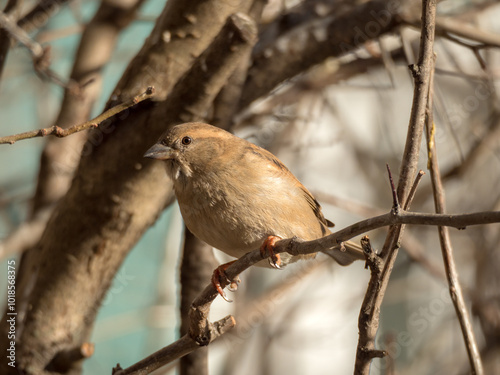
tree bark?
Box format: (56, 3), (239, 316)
(179, 229), (217, 375)
(0, 1), (251, 374)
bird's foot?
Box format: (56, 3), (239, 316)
(260, 236), (282, 269)
(211, 260), (240, 302)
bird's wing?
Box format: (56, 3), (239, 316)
(246, 143), (334, 230)
(299, 186), (334, 228)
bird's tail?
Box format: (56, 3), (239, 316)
(321, 240), (366, 266)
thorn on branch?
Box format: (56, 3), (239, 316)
(386, 163), (400, 214)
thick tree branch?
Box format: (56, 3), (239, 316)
(1, 2), (148, 350)
(158, 12), (257, 124)
(25, 0), (147, 227)
(110, 0), (243, 104)
(239, 0), (402, 110)
(212, 0), (267, 130)
(0, 6), (256, 374)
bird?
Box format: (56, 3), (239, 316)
(144, 122), (365, 300)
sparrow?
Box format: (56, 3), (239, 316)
(144, 122), (364, 300)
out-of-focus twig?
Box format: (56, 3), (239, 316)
(18, 0), (72, 34)
(403, 15), (500, 49)
(0, 0), (22, 81)
(425, 65), (484, 375)
(0, 207), (52, 261)
(0, 10), (44, 58)
(239, 0), (402, 110)
(0, 10), (76, 88)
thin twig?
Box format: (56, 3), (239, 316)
(112, 321), (235, 375)
(425, 65), (484, 375)
(0, 10), (44, 57)
(0, 87), (156, 144)
(108, 206), (500, 374)
(386, 164), (400, 212)
(18, 0), (72, 34)
(405, 170), (425, 210)
(403, 15), (500, 49)
(355, 0), (438, 373)
(0, 10), (79, 89)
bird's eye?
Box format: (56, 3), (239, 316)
(181, 136), (192, 146)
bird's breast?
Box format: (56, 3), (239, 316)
(175, 178), (267, 258)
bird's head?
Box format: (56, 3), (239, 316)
(144, 122), (230, 182)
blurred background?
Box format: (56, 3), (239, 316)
(0, 0), (499, 374)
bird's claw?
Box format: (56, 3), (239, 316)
(268, 257), (281, 269)
(260, 236), (282, 269)
(211, 261), (238, 302)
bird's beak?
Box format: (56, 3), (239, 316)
(144, 143), (174, 160)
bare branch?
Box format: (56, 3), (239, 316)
(0, 5), (257, 373)
(161, 12), (258, 124)
(30, 0), (147, 215)
(18, 0), (72, 34)
(0, 0), (22, 81)
(355, 0), (438, 373)
(404, 15), (500, 49)
(112, 319), (235, 375)
(239, 0), (402, 109)
(0, 10), (44, 58)
(114, 206), (500, 374)
(425, 64), (484, 375)
(0, 87), (156, 144)
(0, 10), (74, 87)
